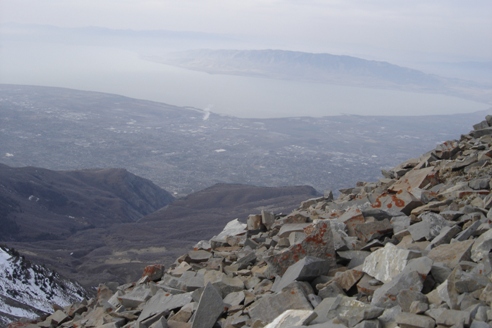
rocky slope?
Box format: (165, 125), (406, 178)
(0, 245), (88, 326)
(11, 115), (492, 327)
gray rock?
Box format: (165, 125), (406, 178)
(427, 239), (474, 269)
(223, 291), (245, 307)
(312, 295), (383, 327)
(471, 229), (492, 262)
(267, 221), (336, 276)
(137, 290), (193, 323)
(191, 283), (224, 328)
(272, 256), (331, 293)
(426, 225), (461, 250)
(454, 220), (481, 242)
(395, 312), (435, 328)
(278, 223), (312, 238)
(391, 215), (411, 234)
(411, 212), (449, 241)
(203, 270), (244, 297)
(362, 243), (420, 283)
(435, 309), (471, 326)
(118, 284), (153, 308)
(371, 271), (423, 308)
(264, 309), (317, 328)
(354, 219), (393, 243)
(248, 282), (313, 324)
(262, 210), (276, 230)
(317, 281), (345, 299)
(397, 289), (428, 313)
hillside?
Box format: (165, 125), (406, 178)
(2, 168), (319, 289)
(9, 118), (492, 327)
(0, 164), (174, 241)
(0, 245), (88, 326)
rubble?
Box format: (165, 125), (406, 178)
(11, 116), (492, 327)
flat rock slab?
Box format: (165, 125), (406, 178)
(471, 229), (492, 262)
(272, 256), (331, 293)
(312, 295), (383, 326)
(191, 283), (224, 328)
(354, 219), (393, 243)
(248, 283), (313, 324)
(427, 239), (474, 269)
(370, 190), (422, 215)
(267, 221), (336, 276)
(371, 271), (423, 308)
(278, 223), (312, 238)
(395, 312), (435, 328)
(138, 290), (193, 323)
(362, 243), (419, 283)
(210, 218), (247, 245)
(264, 309), (316, 328)
(187, 250), (212, 263)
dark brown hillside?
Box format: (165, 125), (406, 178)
(0, 164), (174, 241)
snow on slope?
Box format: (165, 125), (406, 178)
(0, 246), (88, 325)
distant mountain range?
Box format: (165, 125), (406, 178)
(147, 49), (491, 104)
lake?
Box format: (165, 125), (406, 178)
(0, 42), (487, 118)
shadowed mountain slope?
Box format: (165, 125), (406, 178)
(0, 164), (174, 242)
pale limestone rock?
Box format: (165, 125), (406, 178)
(362, 243), (419, 283)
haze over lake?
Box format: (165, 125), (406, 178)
(0, 42), (488, 118)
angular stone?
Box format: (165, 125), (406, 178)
(408, 212), (449, 242)
(391, 215), (411, 233)
(370, 190), (422, 215)
(337, 206), (365, 236)
(362, 243), (420, 283)
(118, 284), (153, 308)
(433, 140), (460, 159)
(389, 167), (438, 194)
(454, 220), (481, 241)
(267, 221), (336, 276)
(329, 268), (364, 291)
(289, 231), (306, 246)
(46, 310), (70, 326)
(142, 264), (165, 282)
(272, 256), (331, 292)
(395, 312), (435, 328)
(312, 295), (384, 326)
(354, 219), (393, 243)
(149, 317), (169, 328)
(397, 289), (428, 312)
(317, 281), (345, 299)
(426, 225), (461, 250)
(427, 239), (474, 269)
(278, 223), (311, 238)
(264, 309), (317, 328)
(471, 229), (492, 262)
(356, 274), (380, 296)
(435, 309), (471, 326)
(138, 290), (193, 323)
(371, 271), (423, 308)
(248, 283), (313, 324)
(191, 283), (224, 328)
(247, 214), (264, 231)
(262, 210), (276, 230)
(187, 250), (212, 263)
(223, 291), (245, 307)
(210, 218), (247, 246)
(203, 270), (244, 297)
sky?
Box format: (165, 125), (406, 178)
(1, 0), (492, 63)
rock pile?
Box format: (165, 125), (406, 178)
(12, 116), (492, 327)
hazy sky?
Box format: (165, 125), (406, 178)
(1, 0), (491, 63)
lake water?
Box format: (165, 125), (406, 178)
(0, 42), (487, 118)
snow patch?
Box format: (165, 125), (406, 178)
(5, 153), (13, 157)
(214, 149), (226, 153)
